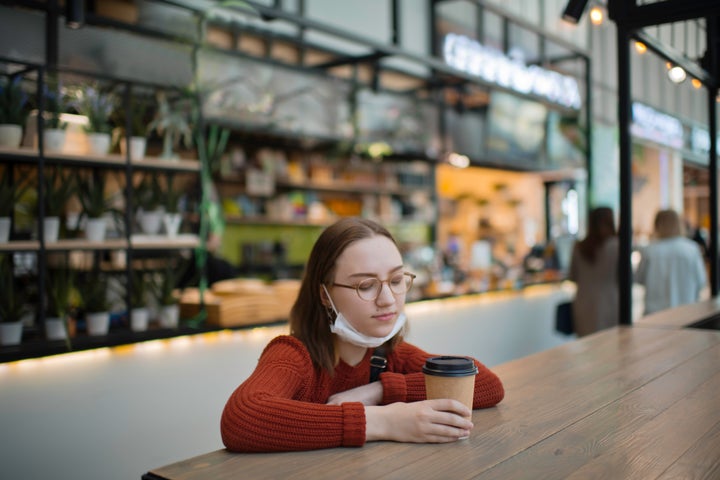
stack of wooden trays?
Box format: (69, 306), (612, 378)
(179, 278), (301, 328)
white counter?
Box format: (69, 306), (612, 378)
(406, 282), (576, 367)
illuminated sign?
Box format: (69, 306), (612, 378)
(690, 126), (720, 156)
(442, 33), (582, 110)
(630, 102), (683, 149)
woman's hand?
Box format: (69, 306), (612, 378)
(365, 399), (473, 443)
(326, 382), (383, 406)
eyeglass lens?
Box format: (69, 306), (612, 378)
(356, 274), (413, 300)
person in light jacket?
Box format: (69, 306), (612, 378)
(636, 209), (706, 315)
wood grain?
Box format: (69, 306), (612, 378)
(145, 327), (720, 480)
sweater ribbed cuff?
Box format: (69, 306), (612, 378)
(342, 402), (366, 447)
(379, 372), (407, 404)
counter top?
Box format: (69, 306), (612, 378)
(142, 324), (720, 479)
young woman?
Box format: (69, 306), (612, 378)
(221, 217), (504, 452)
(568, 206), (619, 337)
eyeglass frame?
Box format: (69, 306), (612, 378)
(329, 272), (416, 302)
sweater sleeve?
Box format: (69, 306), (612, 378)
(379, 341), (504, 409)
(220, 336), (366, 452)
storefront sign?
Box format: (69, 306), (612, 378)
(690, 126), (720, 156)
(630, 102), (683, 149)
(442, 33), (582, 110)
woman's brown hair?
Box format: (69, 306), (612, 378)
(577, 206), (616, 263)
(289, 217), (404, 374)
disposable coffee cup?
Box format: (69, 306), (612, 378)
(423, 356), (478, 410)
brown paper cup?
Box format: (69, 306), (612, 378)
(423, 356), (477, 410)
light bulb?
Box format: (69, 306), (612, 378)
(691, 78), (702, 89)
(634, 42), (647, 54)
(589, 6), (603, 25)
(667, 66), (687, 84)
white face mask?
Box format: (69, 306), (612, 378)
(322, 285), (406, 348)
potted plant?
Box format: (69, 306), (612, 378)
(135, 172), (165, 235)
(162, 172), (184, 237)
(70, 83), (116, 156)
(82, 271), (111, 336)
(42, 77), (70, 153)
(46, 263), (75, 346)
(147, 91), (193, 160)
(0, 255), (30, 346)
(0, 166), (31, 242)
(152, 261), (186, 328)
(0, 75), (29, 148)
(128, 270), (150, 332)
(77, 170), (118, 242)
(40, 165), (76, 242)
(113, 94), (150, 161)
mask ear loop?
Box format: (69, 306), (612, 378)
(321, 284), (339, 321)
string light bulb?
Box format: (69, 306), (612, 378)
(691, 78), (702, 89)
(667, 65), (687, 84)
(634, 42), (647, 54)
(589, 6), (604, 25)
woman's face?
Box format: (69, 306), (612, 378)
(328, 235), (406, 339)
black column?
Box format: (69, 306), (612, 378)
(709, 85), (718, 295)
(617, 25), (633, 325)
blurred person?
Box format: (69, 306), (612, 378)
(636, 209), (706, 315)
(568, 206), (619, 337)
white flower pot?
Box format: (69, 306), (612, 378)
(0, 217), (10, 243)
(85, 217), (107, 242)
(87, 132), (111, 156)
(159, 304), (179, 329)
(43, 128), (66, 153)
(163, 212), (182, 237)
(120, 136), (147, 161)
(44, 216), (60, 243)
(138, 208), (164, 235)
(45, 317), (68, 341)
(130, 307), (150, 332)
(0, 124), (22, 148)
(0, 321), (23, 346)
(86, 311), (110, 336)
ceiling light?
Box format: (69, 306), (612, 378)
(589, 6), (604, 25)
(65, 0), (85, 29)
(561, 0), (590, 24)
(667, 66), (687, 84)
(634, 42), (647, 54)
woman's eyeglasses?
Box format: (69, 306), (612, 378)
(331, 272), (416, 301)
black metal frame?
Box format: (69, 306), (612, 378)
(608, 0), (720, 325)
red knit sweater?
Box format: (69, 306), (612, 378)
(220, 335), (504, 452)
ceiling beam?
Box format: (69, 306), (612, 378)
(311, 51), (388, 70)
(610, 0), (720, 29)
(633, 29), (716, 87)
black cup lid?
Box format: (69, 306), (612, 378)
(422, 356), (478, 376)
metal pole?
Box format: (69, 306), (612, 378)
(617, 25), (634, 325)
(709, 85), (718, 295)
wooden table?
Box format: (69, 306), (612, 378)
(143, 325), (720, 480)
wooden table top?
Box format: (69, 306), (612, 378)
(143, 325), (720, 480)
